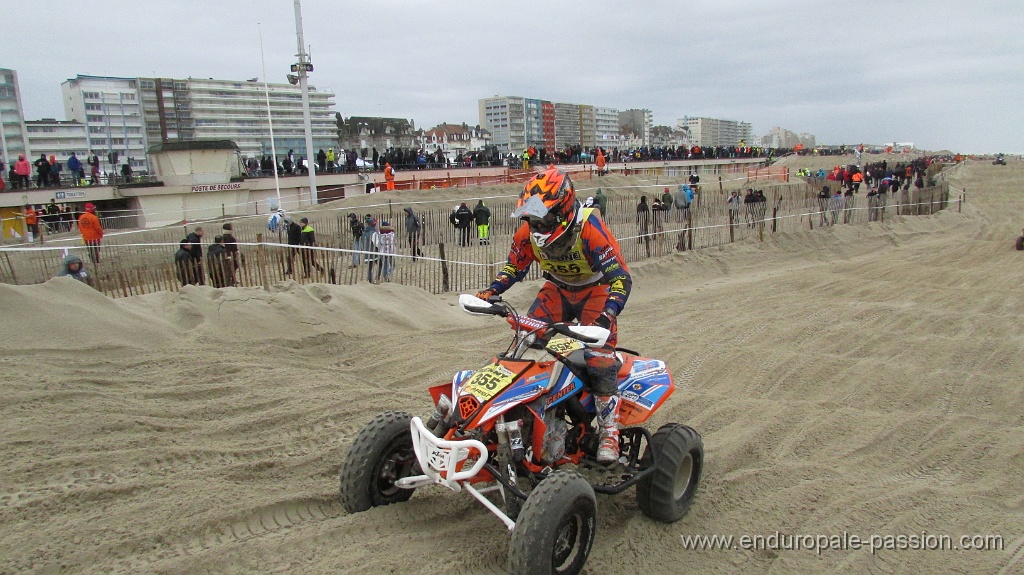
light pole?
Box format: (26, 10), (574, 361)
(292, 0), (317, 205)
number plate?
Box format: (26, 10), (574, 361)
(462, 363), (516, 401)
(546, 337), (584, 355)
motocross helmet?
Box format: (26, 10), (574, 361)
(511, 166), (578, 250)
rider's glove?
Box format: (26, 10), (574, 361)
(593, 308), (617, 329)
(475, 288), (496, 302)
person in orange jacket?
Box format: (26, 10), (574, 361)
(22, 204), (40, 242)
(383, 162), (395, 191)
(78, 202), (104, 264)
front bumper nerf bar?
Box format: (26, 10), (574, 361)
(394, 417), (517, 530)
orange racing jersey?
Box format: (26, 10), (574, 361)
(487, 207), (631, 315)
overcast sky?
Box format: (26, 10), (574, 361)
(2, 0), (1020, 153)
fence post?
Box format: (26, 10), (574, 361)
(728, 210), (734, 242)
(439, 242), (450, 292)
(256, 233), (269, 291)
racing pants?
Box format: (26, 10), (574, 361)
(528, 281), (620, 396)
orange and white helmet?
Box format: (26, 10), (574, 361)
(511, 166), (578, 249)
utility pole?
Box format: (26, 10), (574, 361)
(293, 0), (317, 205)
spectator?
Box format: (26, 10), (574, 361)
(403, 207), (424, 261)
(660, 187), (673, 219)
(347, 213), (365, 268)
(455, 202), (473, 246)
(754, 190), (768, 225)
(283, 216), (302, 276)
(316, 149), (327, 173)
(362, 215), (380, 282)
(326, 147), (335, 173)
(473, 200), (491, 245)
(207, 235), (235, 287)
(373, 220), (397, 282)
(175, 239), (197, 286)
(743, 188), (756, 227)
(829, 188), (844, 225)
(22, 204), (40, 243)
(13, 154), (31, 189)
(49, 155), (62, 187)
(727, 190), (742, 228)
(45, 199), (61, 234)
(54, 253), (93, 286)
(688, 171), (700, 191)
(817, 186), (831, 226)
(186, 227), (205, 285)
(636, 195), (651, 241)
(87, 151), (100, 185)
(221, 223), (240, 272)
(594, 187), (608, 216)
(299, 217), (324, 278)
(120, 163), (133, 183)
(384, 162), (395, 190)
(674, 184), (692, 223)
(34, 154), (50, 188)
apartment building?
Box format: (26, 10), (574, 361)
(578, 105), (596, 149)
(594, 107), (619, 145)
(0, 68), (31, 164)
(24, 119), (88, 166)
(139, 77), (336, 162)
(481, 95), (617, 153)
(62, 75), (149, 174)
(677, 116), (752, 148)
(553, 103), (580, 150)
(618, 109), (653, 146)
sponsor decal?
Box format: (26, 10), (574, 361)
(621, 390), (654, 409)
(545, 381), (579, 406)
(54, 191), (86, 199)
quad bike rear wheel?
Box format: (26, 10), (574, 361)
(636, 423), (703, 523)
(339, 411), (418, 513)
(508, 471), (596, 575)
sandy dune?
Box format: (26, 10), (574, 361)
(1, 157), (1022, 574)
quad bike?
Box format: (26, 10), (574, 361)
(339, 294), (704, 575)
(992, 155), (1006, 165)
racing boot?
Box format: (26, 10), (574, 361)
(593, 394), (621, 464)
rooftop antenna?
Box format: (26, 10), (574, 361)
(292, 0), (318, 205)
(258, 22), (282, 210)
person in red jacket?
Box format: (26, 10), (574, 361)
(78, 203), (104, 264)
(475, 166), (632, 464)
(13, 154), (31, 189)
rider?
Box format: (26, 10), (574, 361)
(475, 166), (632, 464)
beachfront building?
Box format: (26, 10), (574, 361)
(0, 68), (32, 165)
(554, 103), (581, 150)
(481, 95), (619, 154)
(61, 75), (149, 174)
(760, 126), (816, 149)
(595, 107), (620, 147)
(138, 77), (336, 163)
(479, 96), (528, 154)
(619, 109), (653, 146)
(24, 119), (89, 168)
(336, 116), (418, 157)
(677, 116), (752, 148)
(419, 123), (492, 162)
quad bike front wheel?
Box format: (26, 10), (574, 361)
(339, 411), (418, 513)
(508, 471), (596, 575)
(636, 423), (703, 523)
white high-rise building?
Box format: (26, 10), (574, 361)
(619, 109), (653, 146)
(676, 116), (752, 148)
(594, 107), (620, 144)
(0, 68), (31, 165)
(62, 75), (149, 174)
(24, 119), (89, 171)
(479, 96), (527, 154)
(139, 77), (336, 162)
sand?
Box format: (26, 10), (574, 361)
(1, 156), (1022, 574)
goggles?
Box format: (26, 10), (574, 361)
(525, 213), (561, 234)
